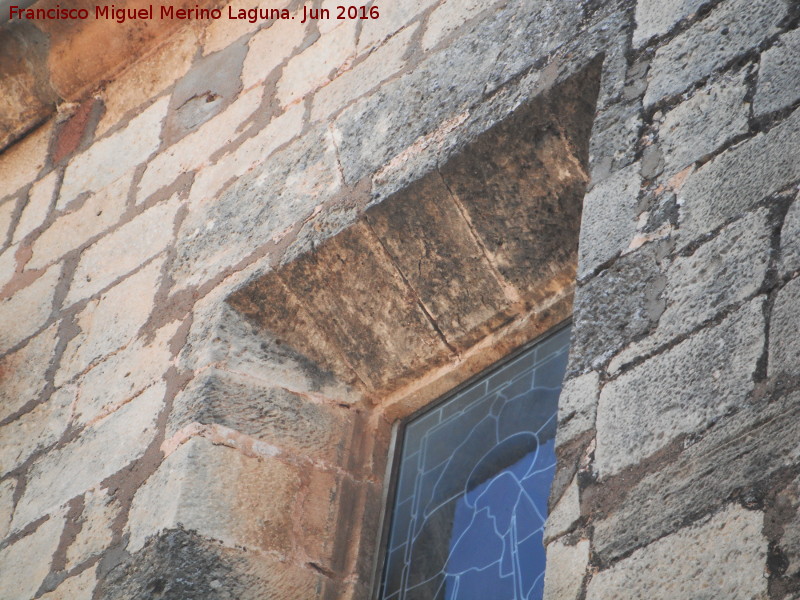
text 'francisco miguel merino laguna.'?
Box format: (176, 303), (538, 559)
(8, 4), (381, 23)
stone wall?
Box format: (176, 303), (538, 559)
(0, 0), (798, 598)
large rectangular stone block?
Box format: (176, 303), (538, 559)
(754, 27), (800, 118)
(0, 324), (58, 421)
(0, 262), (60, 354)
(0, 513), (65, 600)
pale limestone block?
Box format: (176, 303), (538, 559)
(96, 29), (198, 137)
(189, 101), (305, 206)
(556, 371), (599, 447)
(311, 25), (415, 122)
(545, 475), (581, 542)
(28, 171), (131, 271)
(0, 324), (58, 421)
(136, 86), (263, 204)
(0, 197), (15, 245)
(632, 0), (705, 48)
(0, 122), (51, 200)
(65, 488), (118, 569)
(75, 319), (179, 426)
(659, 68), (750, 173)
(0, 262), (60, 354)
(241, 16), (308, 90)
(39, 566), (97, 600)
(59, 97), (169, 210)
(356, 0), (436, 54)
(277, 20), (357, 107)
(65, 196), (179, 305)
(0, 513), (65, 600)
(56, 257), (163, 387)
(586, 505), (767, 600)
(543, 538), (589, 600)
(127, 436), (301, 554)
(0, 243), (17, 291)
(595, 298), (764, 477)
(0, 479), (14, 540)
(0, 385), (74, 477)
(12, 383), (164, 531)
(12, 170), (58, 244)
(204, 0), (290, 55)
(422, 0), (500, 51)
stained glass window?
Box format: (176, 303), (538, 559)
(378, 324), (571, 600)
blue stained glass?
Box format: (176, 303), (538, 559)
(380, 325), (570, 600)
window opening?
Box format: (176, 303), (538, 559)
(378, 324), (571, 600)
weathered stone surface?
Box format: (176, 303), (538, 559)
(422, 0), (501, 51)
(65, 489), (118, 570)
(754, 27), (800, 118)
(570, 242), (666, 374)
(781, 193), (800, 277)
(632, 0), (706, 48)
(679, 106), (800, 246)
(240, 17), (307, 90)
(644, 0), (787, 107)
(769, 276), (800, 378)
(658, 68), (750, 174)
(592, 389), (800, 562)
(203, 0), (273, 56)
(59, 97), (168, 210)
(75, 320), (177, 426)
(28, 172), (131, 271)
(278, 21), (357, 107)
(56, 257), (163, 387)
(0, 479), (14, 541)
(12, 170), (58, 244)
(0, 198), (16, 247)
(577, 162), (641, 278)
(0, 121), (51, 202)
(163, 42), (247, 144)
(66, 196), (178, 305)
(0, 324), (58, 421)
(39, 565), (96, 600)
(167, 369), (351, 463)
(356, 0), (436, 53)
(96, 28), (198, 138)
(0, 262), (59, 354)
(365, 173), (513, 351)
(588, 101), (642, 183)
(128, 437), (300, 554)
(310, 25), (414, 122)
(545, 475), (581, 542)
(12, 383), (163, 531)
(774, 475), (800, 579)
(595, 297), (764, 477)
(97, 529), (323, 600)
(588, 505), (766, 599)
(543, 538), (589, 600)
(0, 385), (73, 477)
(0, 513), (64, 600)
(174, 125), (341, 291)
(0, 244), (16, 291)
(556, 371), (599, 447)
(137, 86), (263, 203)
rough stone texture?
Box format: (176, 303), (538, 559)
(545, 475), (581, 542)
(12, 383), (163, 531)
(556, 371), (599, 447)
(65, 196), (179, 305)
(0, 262), (60, 354)
(0, 198), (16, 248)
(357, 0), (436, 53)
(588, 505), (767, 599)
(0, 479), (14, 540)
(644, 0), (788, 107)
(0, 121), (51, 202)
(39, 566), (96, 600)
(774, 475), (800, 579)
(56, 258), (163, 387)
(240, 17), (307, 91)
(595, 297), (764, 477)
(781, 193), (800, 276)
(0, 514), (65, 600)
(127, 437), (300, 554)
(421, 0), (501, 51)
(769, 275), (800, 377)
(632, 0), (706, 48)
(543, 538), (589, 600)
(0, 385), (73, 477)
(167, 369), (351, 463)
(592, 389), (800, 562)
(0, 324), (58, 421)
(12, 170), (58, 244)
(28, 172), (131, 271)
(65, 489), (118, 570)
(679, 106), (800, 246)
(59, 97), (169, 210)
(754, 27), (800, 118)
(587, 100), (642, 183)
(658, 68), (750, 174)
(97, 529), (324, 600)
(577, 161), (641, 277)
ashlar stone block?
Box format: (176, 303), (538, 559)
(0, 262), (60, 354)
(0, 513), (65, 600)
(0, 323), (58, 421)
(12, 170), (58, 244)
(754, 27), (800, 118)
(632, 0), (706, 48)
